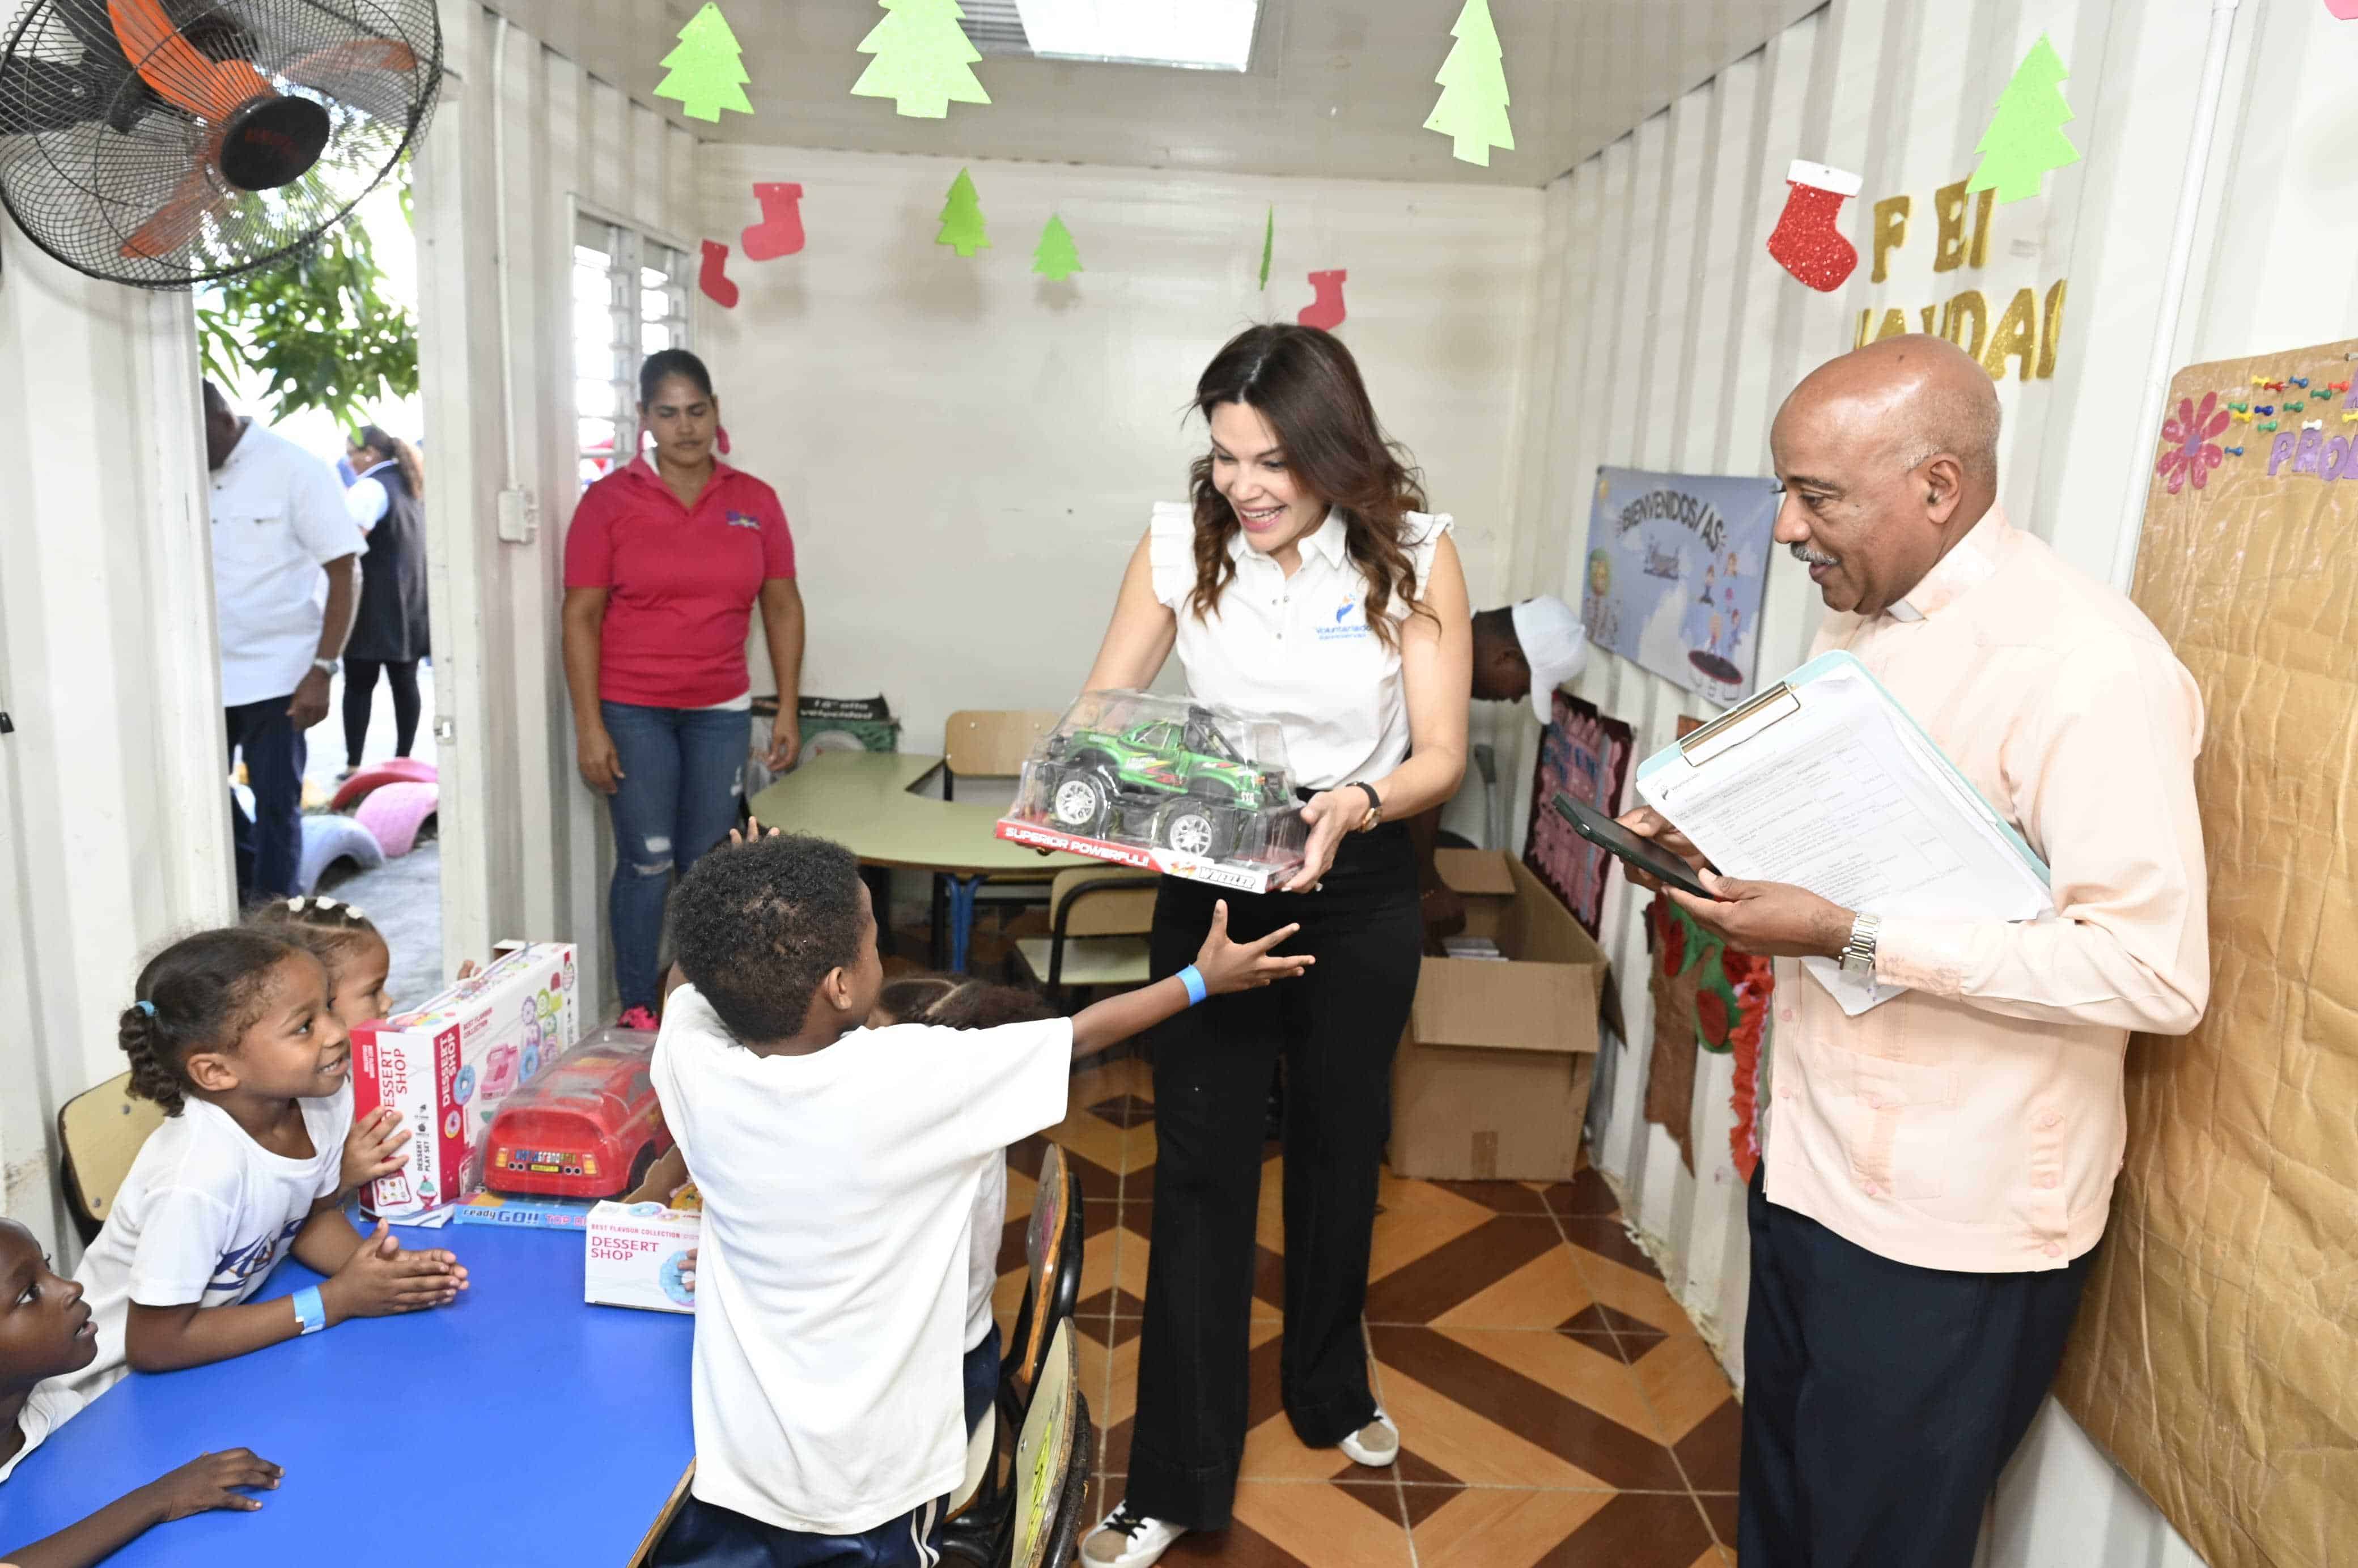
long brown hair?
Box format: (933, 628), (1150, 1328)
(1186, 325), (1431, 651)
(354, 424), (425, 498)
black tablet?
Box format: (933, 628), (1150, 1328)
(1550, 792), (1716, 900)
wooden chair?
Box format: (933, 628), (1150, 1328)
(1012, 868), (1158, 1009)
(943, 1142), (1087, 1563)
(932, 710), (1066, 966)
(58, 1072), (166, 1245)
(995, 1318), (1094, 1568)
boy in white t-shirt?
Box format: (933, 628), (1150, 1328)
(1, 1219), (287, 1566)
(650, 832), (1310, 1566)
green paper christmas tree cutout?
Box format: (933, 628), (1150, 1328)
(937, 168), (988, 257)
(654, 3), (754, 124)
(1033, 214), (1082, 281)
(1423, 0), (1513, 167)
(1966, 35), (2080, 205)
(1258, 205), (1274, 290)
(850, 0), (991, 120)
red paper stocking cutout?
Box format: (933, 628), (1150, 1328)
(698, 239), (739, 308)
(1298, 269), (1348, 331)
(742, 182), (805, 261)
(716, 426), (732, 456)
(1765, 160), (1862, 292)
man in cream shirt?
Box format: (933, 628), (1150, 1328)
(205, 382), (363, 902)
(1623, 335), (2208, 1568)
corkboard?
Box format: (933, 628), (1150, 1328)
(2054, 338), (2358, 1568)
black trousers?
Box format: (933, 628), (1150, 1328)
(342, 656), (422, 766)
(1738, 1173), (2095, 1568)
(226, 694), (305, 902)
(1127, 824), (1422, 1531)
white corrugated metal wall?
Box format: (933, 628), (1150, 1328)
(1496, 0), (2358, 1559)
(415, 2), (703, 1009)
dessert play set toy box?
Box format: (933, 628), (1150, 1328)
(995, 691), (1308, 894)
(352, 943), (580, 1220)
(584, 1201), (701, 1315)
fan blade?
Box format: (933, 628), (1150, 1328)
(119, 157), (231, 260)
(107, 0), (269, 120)
(283, 38), (419, 86)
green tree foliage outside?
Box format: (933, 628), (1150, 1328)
(194, 183), (416, 431)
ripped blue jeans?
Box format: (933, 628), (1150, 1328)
(600, 700), (748, 1010)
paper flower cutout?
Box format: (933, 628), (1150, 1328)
(2155, 391), (2229, 494)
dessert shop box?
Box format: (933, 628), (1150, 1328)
(352, 943), (580, 1219)
(584, 1201), (701, 1315)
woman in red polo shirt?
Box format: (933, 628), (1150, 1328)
(562, 349), (804, 1027)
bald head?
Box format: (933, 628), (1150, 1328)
(1767, 335), (2001, 619)
(201, 379), (244, 471)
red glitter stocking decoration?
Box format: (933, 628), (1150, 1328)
(698, 239), (739, 309)
(742, 182), (805, 261)
(1765, 160), (1862, 292)
(1298, 269), (1348, 331)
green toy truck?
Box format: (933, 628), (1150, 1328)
(1041, 707), (1289, 862)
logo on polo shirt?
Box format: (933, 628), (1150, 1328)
(723, 511), (761, 531)
(1317, 596), (1371, 643)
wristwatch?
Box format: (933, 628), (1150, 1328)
(1351, 781), (1384, 834)
(1839, 911), (1881, 976)
(311, 657), (340, 678)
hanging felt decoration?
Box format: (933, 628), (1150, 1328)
(1966, 35), (2081, 205)
(654, 3), (755, 124)
(1298, 269), (1347, 331)
(1422, 0), (1513, 167)
(742, 182), (806, 261)
(698, 239), (739, 308)
(1258, 205), (1274, 291)
(936, 168), (988, 257)
(1032, 213), (1081, 281)
(1765, 159), (1862, 292)
(850, 0), (991, 120)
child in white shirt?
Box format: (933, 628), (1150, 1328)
(1, 1218), (285, 1566)
(64, 927), (468, 1400)
(650, 832), (1309, 1566)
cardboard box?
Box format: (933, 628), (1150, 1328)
(584, 1201), (701, 1314)
(1389, 851), (1608, 1182)
(351, 944), (581, 1219)
(451, 1192), (595, 1231)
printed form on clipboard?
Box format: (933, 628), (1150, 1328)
(1634, 652), (2052, 1016)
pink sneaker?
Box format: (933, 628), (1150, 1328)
(618, 1005), (660, 1032)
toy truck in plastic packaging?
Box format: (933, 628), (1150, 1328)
(481, 1024), (672, 1202)
(995, 691), (1308, 893)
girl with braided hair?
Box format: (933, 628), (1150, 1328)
(62, 928), (469, 1399)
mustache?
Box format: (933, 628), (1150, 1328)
(1789, 542), (1839, 568)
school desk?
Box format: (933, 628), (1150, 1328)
(748, 749), (1093, 971)
(0, 1223), (693, 1567)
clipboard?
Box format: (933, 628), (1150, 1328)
(1634, 651), (2052, 1015)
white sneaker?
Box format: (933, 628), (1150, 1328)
(1082, 1504), (1186, 1566)
(1338, 1407), (1401, 1468)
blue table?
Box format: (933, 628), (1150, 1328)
(0, 1224), (693, 1566)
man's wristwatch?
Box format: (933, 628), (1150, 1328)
(1351, 781), (1384, 834)
(1839, 911), (1881, 975)
(311, 657), (340, 678)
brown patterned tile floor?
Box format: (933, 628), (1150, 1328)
(990, 1052), (1743, 1566)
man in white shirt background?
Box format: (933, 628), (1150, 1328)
(204, 382), (364, 903)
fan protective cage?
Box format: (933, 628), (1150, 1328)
(0, 0), (442, 289)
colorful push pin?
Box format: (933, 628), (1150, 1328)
(2224, 445), (2243, 457)
(2250, 375), (2270, 387)
(2259, 420), (2279, 432)
(2289, 376), (2309, 388)
(2256, 405), (2275, 415)
(2287, 400), (2305, 412)
(2343, 409), (2358, 423)
(2266, 380), (2287, 392)
(2303, 418), (2324, 431)
(2229, 400), (2250, 412)
(2230, 409), (2254, 423)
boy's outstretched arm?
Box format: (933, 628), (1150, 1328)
(1069, 901), (1312, 1057)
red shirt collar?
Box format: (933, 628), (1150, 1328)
(622, 453), (739, 497)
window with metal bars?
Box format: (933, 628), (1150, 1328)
(573, 214), (690, 490)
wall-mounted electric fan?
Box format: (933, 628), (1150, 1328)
(0, 0), (439, 288)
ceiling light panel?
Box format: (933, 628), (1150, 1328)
(1010, 0), (1259, 71)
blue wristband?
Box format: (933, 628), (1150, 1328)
(292, 1285), (327, 1335)
(1176, 964), (1208, 1006)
